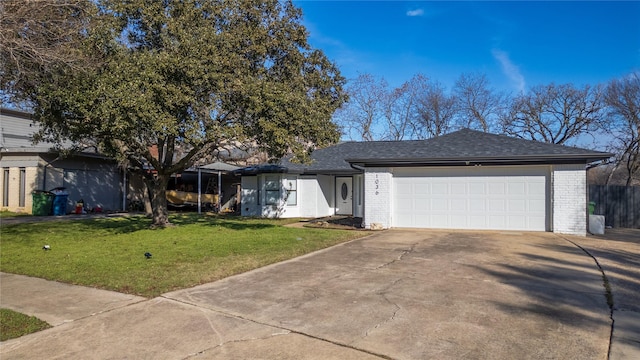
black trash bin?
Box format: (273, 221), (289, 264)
(50, 187), (69, 216)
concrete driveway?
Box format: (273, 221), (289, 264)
(1, 230), (614, 359)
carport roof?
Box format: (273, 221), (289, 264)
(247, 129), (613, 174)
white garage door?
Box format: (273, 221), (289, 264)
(392, 166), (548, 231)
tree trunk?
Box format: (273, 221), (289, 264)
(605, 161), (620, 186)
(144, 174), (171, 227)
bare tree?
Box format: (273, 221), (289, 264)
(414, 80), (457, 139)
(453, 72), (503, 132)
(381, 74), (429, 140)
(0, 0), (98, 103)
(334, 73), (387, 141)
(603, 73), (640, 186)
(501, 83), (603, 145)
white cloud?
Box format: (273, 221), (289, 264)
(492, 49), (526, 93)
(406, 9), (424, 17)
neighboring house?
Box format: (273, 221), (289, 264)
(0, 108), (126, 214)
(237, 129), (612, 236)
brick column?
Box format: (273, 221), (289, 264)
(364, 168), (392, 229)
(553, 164), (587, 236)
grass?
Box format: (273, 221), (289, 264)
(0, 214), (368, 298)
(0, 210), (30, 218)
(0, 308), (51, 341)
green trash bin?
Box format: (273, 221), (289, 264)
(588, 201), (596, 215)
(32, 190), (54, 216)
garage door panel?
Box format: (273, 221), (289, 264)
(414, 183), (430, 195)
(432, 183), (447, 193)
(392, 167), (548, 231)
(509, 199), (526, 212)
(432, 214), (448, 226)
(395, 184), (412, 196)
(529, 199), (546, 212)
(488, 215), (506, 228)
(451, 198), (467, 210)
(488, 199), (506, 212)
(469, 182), (486, 195)
(469, 198), (485, 211)
(528, 181), (546, 194)
(469, 215), (486, 228)
(489, 182), (505, 195)
(508, 215), (527, 229)
(508, 182), (526, 195)
(451, 182), (466, 194)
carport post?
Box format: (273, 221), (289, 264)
(197, 167), (202, 214)
(217, 170), (222, 212)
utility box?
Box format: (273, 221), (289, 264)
(589, 215), (605, 235)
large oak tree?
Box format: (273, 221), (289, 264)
(1, 0), (346, 226)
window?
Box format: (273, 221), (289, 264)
(2, 168), (9, 207)
(265, 175), (280, 205)
(19, 168), (26, 207)
(285, 177), (297, 206)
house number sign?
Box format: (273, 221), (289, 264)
(375, 174), (379, 195)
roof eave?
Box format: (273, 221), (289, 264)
(346, 153), (613, 167)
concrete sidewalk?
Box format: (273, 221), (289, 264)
(0, 273), (145, 327)
(1, 229), (638, 359)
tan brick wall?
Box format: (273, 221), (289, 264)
(24, 167), (39, 213)
(0, 167), (6, 211)
(1, 166), (40, 214)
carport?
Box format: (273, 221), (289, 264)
(168, 161), (241, 213)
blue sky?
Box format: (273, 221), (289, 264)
(294, 1), (640, 93)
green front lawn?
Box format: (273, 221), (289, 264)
(0, 308), (51, 341)
(0, 214), (367, 298)
(0, 210), (30, 218)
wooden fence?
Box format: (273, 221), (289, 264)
(588, 185), (640, 229)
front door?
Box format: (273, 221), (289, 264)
(336, 177), (353, 215)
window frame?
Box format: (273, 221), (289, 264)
(264, 175), (280, 206)
(3, 168), (9, 207)
(18, 168), (26, 207)
(285, 176), (297, 206)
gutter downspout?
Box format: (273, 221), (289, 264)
(549, 165), (554, 232)
(41, 154), (62, 190)
(349, 163), (365, 172)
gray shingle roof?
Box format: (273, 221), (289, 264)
(265, 129), (612, 174)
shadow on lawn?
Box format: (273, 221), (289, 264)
(1, 213), (284, 237)
(169, 214), (278, 230)
(82, 213), (278, 232)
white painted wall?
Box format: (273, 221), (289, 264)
(299, 176), (317, 218)
(316, 175), (334, 217)
(552, 164), (587, 236)
(364, 168), (392, 229)
(240, 176), (259, 216)
(241, 174), (302, 218)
